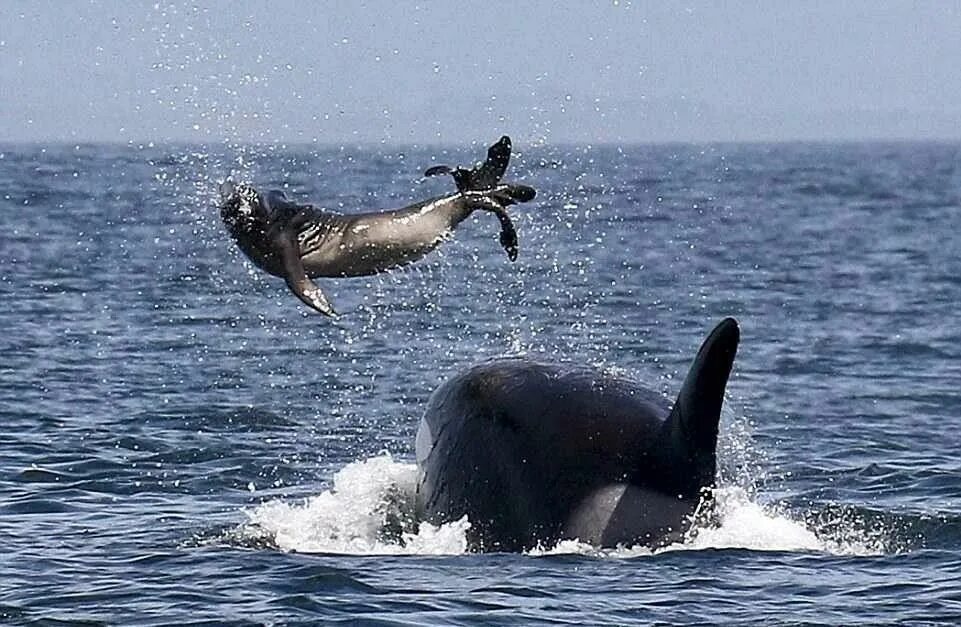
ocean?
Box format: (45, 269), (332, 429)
(2, 141), (960, 624)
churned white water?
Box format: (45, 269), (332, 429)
(241, 454), (886, 557)
(243, 454), (470, 555)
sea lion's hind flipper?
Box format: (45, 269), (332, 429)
(423, 136), (513, 192)
(471, 135), (512, 190)
(469, 195), (518, 261)
(492, 184), (536, 205)
(425, 164), (472, 192)
(496, 210), (519, 261)
(274, 229), (337, 317)
(425, 165), (453, 178)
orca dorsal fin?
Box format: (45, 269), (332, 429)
(659, 317), (739, 496)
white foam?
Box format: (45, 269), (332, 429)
(667, 487), (883, 556)
(242, 453), (471, 555)
(239, 455), (886, 557)
(524, 487), (885, 558)
(681, 487), (824, 552)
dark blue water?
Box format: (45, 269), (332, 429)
(2, 141), (961, 624)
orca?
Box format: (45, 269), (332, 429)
(414, 318), (740, 551)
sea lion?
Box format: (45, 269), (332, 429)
(219, 136), (535, 316)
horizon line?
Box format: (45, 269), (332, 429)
(3, 135), (961, 150)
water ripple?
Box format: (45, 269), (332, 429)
(2, 142), (961, 624)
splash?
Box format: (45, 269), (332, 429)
(240, 454), (470, 555)
(231, 454), (889, 557)
(527, 486), (886, 558)
(673, 487), (885, 556)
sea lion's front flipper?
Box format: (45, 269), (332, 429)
(272, 228), (337, 317)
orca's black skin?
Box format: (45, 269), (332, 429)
(415, 318), (740, 552)
(219, 136), (535, 316)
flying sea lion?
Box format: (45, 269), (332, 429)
(219, 136), (535, 316)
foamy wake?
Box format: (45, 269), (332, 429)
(237, 454), (886, 557)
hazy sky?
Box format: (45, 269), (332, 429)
(3, 1), (961, 144)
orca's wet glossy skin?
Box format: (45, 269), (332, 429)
(219, 136), (535, 316)
(415, 318), (740, 551)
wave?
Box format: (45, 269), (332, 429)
(203, 453), (898, 558)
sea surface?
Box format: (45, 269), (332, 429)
(1, 141), (960, 625)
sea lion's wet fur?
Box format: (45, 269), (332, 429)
(220, 136), (535, 316)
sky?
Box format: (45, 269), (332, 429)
(2, 1), (961, 144)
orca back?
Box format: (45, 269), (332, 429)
(415, 318), (741, 550)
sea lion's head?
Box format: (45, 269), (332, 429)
(219, 179), (267, 238)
